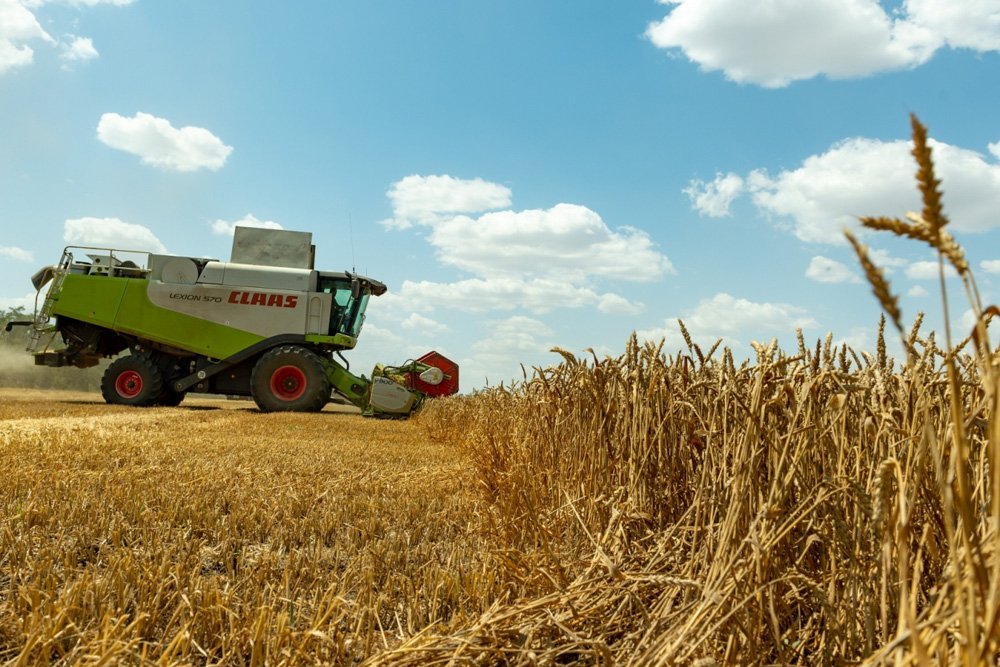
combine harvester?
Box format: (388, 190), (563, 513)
(4, 227), (458, 416)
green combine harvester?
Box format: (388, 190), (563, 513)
(4, 227), (458, 416)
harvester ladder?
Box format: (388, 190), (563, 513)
(26, 251), (71, 354)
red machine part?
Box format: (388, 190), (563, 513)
(409, 351), (459, 397)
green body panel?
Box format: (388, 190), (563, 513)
(50, 274), (129, 329)
(53, 274), (265, 358)
(322, 357), (371, 410)
(305, 333), (356, 349)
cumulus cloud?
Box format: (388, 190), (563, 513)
(429, 204), (673, 282)
(464, 316), (556, 386)
(380, 174), (670, 316)
(637, 292), (817, 350)
(97, 112), (233, 172)
(905, 260), (958, 280)
(349, 321), (444, 365)
(0, 0), (55, 75)
(401, 312), (449, 335)
(597, 293), (644, 315)
(835, 327), (873, 354)
(24, 0), (134, 6)
(0, 291), (37, 310)
(906, 0), (1000, 52)
(692, 136), (1000, 244)
(869, 248), (909, 273)
(748, 139), (917, 243)
(981, 259), (1000, 274)
(384, 277), (643, 315)
(60, 35), (97, 62)
(63, 217), (167, 254)
(211, 214), (283, 236)
(381, 175), (512, 230)
(959, 308), (983, 335)
(646, 0), (1000, 87)
(805, 256), (861, 284)
(684, 172), (744, 217)
(0, 246), (34, 262)
(2, 0), (131, 75)
(908, 285), (929, 297)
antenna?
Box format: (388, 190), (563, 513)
(348, 213), (356, 273)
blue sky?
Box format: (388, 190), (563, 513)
(2, 0), (999, 387)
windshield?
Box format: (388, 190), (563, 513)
(318, 275), (371, 338)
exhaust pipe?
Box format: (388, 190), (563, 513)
(31, 265), (56, 291)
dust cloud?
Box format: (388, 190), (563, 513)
(0, 344), (105, 391)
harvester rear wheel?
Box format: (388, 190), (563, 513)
(101, 355), (164, 407)
(251, 345), (330, 413)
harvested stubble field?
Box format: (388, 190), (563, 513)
(0, 389), (498, 665)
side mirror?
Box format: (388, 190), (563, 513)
(351, 278), (362, 300)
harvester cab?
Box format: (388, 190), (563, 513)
(6, 227), (459, 416)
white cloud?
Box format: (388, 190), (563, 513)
(684, 172), (744, 217)
(908, 285), (929, 297)
(959, 308), (981, 335)
(0, 0), (55, 75)
(2, 0), (130, 76)
(905, 259), (958, 280)
(906, 0), (1000, 52)
(381, 174), (512, 230)
(429, 204), (674, 282)
(645, 0), (1000, 88)
(748, 139), (917, 243)
(211, 214), (283, 236)
(870, 248), (908, 273)
(385, 277), (643, 315)
(60, 35), (97, 61)
(805, 256), (861, 284)
(401, 312), (449, 335)
(0, 291), (36, 311)
(683, 293), (817, 336)
(637, 292), (817, 350)
(63, 217), (167, 254)
(25, 0), (134, 6)
(700, 136), (1000, 244)
(0, 246), (34, 262)
(349, 322), (442, 366)
(97, 112), (233, 172)
(835, 327), (873, 354)
(463, 316), (555, 386)
(597, 293), (644, 315)
(981, 260), (1000, 274)
(990, 142), (1000, 161)
(380, 174), (671, 316)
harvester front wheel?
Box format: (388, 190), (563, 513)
(101, 355), (164, 407)
(251, 345), (330, 413)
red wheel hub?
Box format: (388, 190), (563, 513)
(115, 370), (143, 399)
(270, 365), (307, 401)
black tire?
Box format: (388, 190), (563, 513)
(147, 352), (186, 406)
(250, 345), (330, 413)
(155, 389), (186, 407)
(101, 355), (164, 406)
